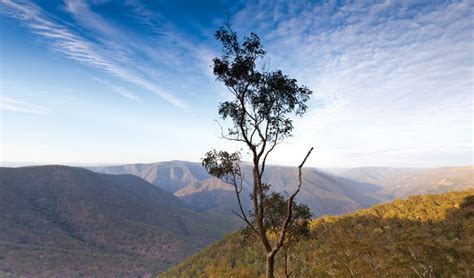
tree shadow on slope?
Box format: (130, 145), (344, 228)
(162, 191), (474, 277)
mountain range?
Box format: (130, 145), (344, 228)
(93, 161), (390, 217)
(331, 166), (474, 198)
(0, 165), (236, 277)
(0, 162), (472, 276)
(93, 162), (473, 217)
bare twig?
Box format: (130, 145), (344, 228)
(227, 165), (258, 234)
(272, 147), (314, 254)
(232, 210), (258, 234)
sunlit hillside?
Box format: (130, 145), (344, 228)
(163, 189), (474, 277)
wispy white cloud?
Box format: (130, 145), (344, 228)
(0, 0), (186, 108)
(63, 0), (217, 96)
(0, 96), (49, 114)
(230, 0), (473, 167)
(89, 76), (141, 101)
(109, 86), (141, 102)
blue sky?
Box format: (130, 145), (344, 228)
(0, 0), (472, 167)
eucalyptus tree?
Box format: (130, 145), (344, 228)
(202, 23), (314, 278)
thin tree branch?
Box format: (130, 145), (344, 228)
(232, 210), (258, 234)
(341, 261), (356, 278)
(273, 147), (314, 253)
(260, 134), (279, 178)
(224, 166), (257, 234)
(215, 120), (246, 143)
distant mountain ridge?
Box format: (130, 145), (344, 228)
(326, 167), (422, 187)
(332, 166), (474, 198)
(92, 162), (473, 217)
(0, 165), (237, 277)
(93, 161), (213, 193)
(93, 161), (390, 217)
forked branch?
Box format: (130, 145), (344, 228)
(230, 166), (258, 234)
(273, 147), (314, 252)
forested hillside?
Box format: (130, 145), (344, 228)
(0, 166), (236, 277)
(162, 189), (474, 277)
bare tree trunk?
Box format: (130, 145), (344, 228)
(253, 164), (272, 253)
(266, 253), (275, 278)
(284, 248), (290, 278)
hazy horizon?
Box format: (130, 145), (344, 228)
(1, 159), (472, 170)
(1, 0), (473, 168)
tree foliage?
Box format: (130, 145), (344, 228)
(242, 191), (312, 242)
(212, 25), (311, 149)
